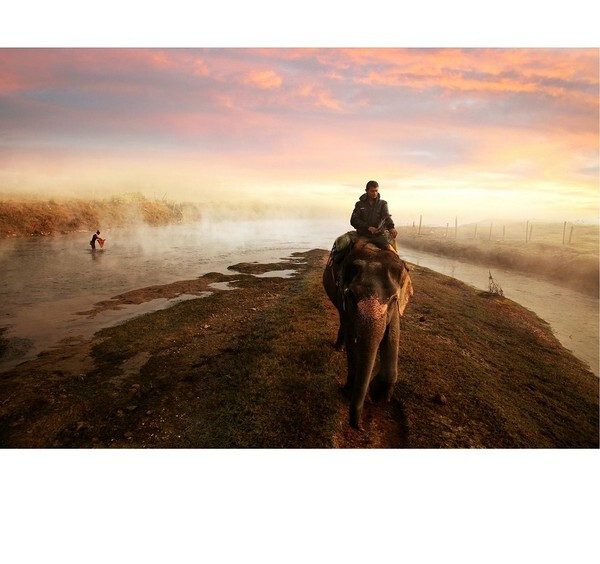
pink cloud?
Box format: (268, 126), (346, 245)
(0, 47), (597, 219)
(304, 48), (597, 104)
(243, 69), (283, 89)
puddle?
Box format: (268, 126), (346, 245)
(168, 292), (211, 303)
(208, 281), (239, 291)
(255, 269), (297, 278)
(0, 292), (212, 371)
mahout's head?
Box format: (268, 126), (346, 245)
(365, 180), (379, 201)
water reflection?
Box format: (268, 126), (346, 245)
(89, 248), (105, 261)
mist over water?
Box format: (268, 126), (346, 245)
(0, 218), (597, 376)
(0, 219), (339, 368)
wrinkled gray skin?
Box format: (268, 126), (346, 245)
(323, 238), (413, 430)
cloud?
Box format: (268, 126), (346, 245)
(0, 48), (597, 222)
(244, 69), (282, 89)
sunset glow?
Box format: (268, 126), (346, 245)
(0, 48), (598, 224)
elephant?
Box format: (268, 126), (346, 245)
(323, 236), (413, 430)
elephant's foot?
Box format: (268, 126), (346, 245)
(334, 328), (345, 351)
(383, 385), (394, 402)
(369, 380), (394, 403)
(349, 405), (364, 431)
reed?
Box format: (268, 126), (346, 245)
(0, 193), (189, 238)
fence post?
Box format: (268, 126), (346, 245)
(445, 223), (449, 238)
(568, 225), (574, 244)
(562, 221), (567, 245)
(489, 222), (493, 241)
(418, 215), (422, 235)
(525, 220), (529, 243)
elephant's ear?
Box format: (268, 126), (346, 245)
(397, 270), (413, 316)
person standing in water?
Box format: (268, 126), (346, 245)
(90, 230), (102, 250)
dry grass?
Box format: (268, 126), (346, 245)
(0, 193), (192, 238)
(397, 222), (599, 296)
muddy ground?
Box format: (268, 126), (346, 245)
(0, 249), (598, 448)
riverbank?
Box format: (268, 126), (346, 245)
(1, 249), (597, 448)
(396, 225), (599, 297)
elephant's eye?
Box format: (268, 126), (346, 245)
(342, 288), (358, 310)
(345, 262), (362, 280)
(392, 267), (403, 280)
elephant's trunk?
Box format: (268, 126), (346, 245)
(349, 297), (388, 429)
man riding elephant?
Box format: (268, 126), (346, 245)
(333, 180), (398, 263)
(351, 180), (398, 243)
(323, 237), (413, 430)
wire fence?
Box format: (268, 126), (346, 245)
(400, 216), (594, 247)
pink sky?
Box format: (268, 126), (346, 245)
(0, 48), (598, 223)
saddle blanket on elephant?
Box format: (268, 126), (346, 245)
(330, 230), (398, 265)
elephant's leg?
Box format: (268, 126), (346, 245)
(334, 312), (345, 351)
(349, 341), (379, 430)
(370, 313), (400, 402)
(343, 331), (356, 396)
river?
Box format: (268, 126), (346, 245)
(0, 219), (597, 375)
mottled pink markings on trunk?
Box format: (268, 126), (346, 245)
(357, 297), (387, 324)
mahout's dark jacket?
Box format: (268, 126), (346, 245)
(350, 193), (395, 236)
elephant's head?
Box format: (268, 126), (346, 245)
(341, 239), (413, 329)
